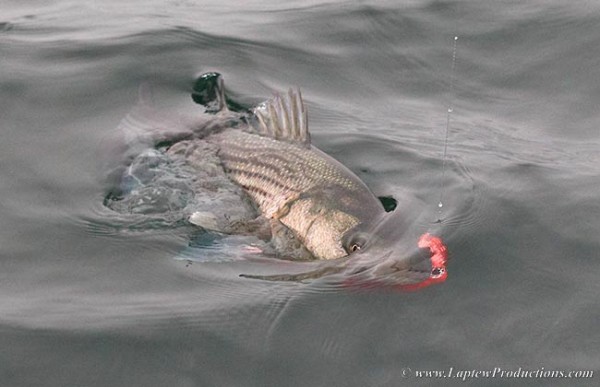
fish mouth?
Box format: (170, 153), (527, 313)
(417, 232), (448, 280)
(393, 232), (448, 291)
(342, 233), (449, 291)
(239, 233), (449, 292)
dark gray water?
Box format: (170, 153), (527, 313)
(1, 1), (599, 386)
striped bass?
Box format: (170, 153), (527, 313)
(108, 72), (448, 289)
(197, 74), (447, 288)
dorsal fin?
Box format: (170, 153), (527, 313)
(252, 88), (310, 147)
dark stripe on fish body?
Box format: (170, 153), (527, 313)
(221, 145), (326, 183)
(218, 152), (289, 181)
(220, 142), (301, 169)
(219, 147), (305, 180)
(240, 183), (272, 200)
(225, 165), (298, 196)
(225, 168), (274, 200)
(218, 147), (305, 187)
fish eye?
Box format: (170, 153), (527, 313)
(344, 234), (367, 254)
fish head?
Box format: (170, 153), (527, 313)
(340, 212), (448, 290)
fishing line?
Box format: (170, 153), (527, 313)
(436, 35), (458, 223)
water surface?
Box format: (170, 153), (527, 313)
(1, 1), (599, 386)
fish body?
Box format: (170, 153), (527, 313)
(181, 86), (384, 260)
(208, 127), (385, 259)
(196, 80), (447, 287)
(107, 72), (448, 287)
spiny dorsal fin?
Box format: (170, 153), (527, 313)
(253, 88), (310, 147)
